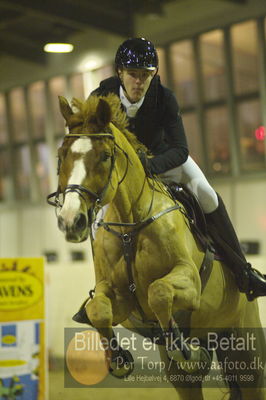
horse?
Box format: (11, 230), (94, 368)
(47, 93), (265, 400)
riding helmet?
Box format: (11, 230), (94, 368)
(115, 38), (158, 71)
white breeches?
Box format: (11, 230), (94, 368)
(159, 156), (218, 214)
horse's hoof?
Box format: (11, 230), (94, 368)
(167, 346), (212, 374)
(167, 347), (187, 363)
(109, 349), (134, 379)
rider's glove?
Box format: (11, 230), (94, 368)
(137, 150), (152, 176)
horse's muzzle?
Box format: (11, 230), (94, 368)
(73, 213), (87, 232)
(58, 213), (89, 242)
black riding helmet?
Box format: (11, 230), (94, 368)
(115, 37), (159, 71)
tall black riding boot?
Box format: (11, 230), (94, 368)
(205, 193), (266, 301)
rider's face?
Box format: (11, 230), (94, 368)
(118, 68), (156, 103)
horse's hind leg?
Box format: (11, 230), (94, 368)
(158, 345), (204, 400)
(215, 329), (266, 400)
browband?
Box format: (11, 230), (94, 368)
(66, 133), (114, 139)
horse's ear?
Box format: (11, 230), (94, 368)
(58, 96), (73, 123)
(95, 98), (111, 129)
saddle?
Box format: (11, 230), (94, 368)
(167, 182), (211, 252)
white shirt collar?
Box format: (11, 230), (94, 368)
(119, 86), (145, 118)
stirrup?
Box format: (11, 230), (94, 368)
(235, 264), (250, 294)
(244, 264), (266, 301)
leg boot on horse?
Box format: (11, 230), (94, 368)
(205, 193), (266, 301)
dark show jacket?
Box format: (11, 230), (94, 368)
(91, 76), (188, 175)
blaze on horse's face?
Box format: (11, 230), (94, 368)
(56, 96), (115, 243)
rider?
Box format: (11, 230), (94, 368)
(90, 37), (266, 301)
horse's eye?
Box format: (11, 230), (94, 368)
(100, 151), (111, 162)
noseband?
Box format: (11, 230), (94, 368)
(47, 132), (121, 220)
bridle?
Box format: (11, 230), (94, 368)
(47, 132), (129, 221)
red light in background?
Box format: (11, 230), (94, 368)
(255, 126), (266, 141)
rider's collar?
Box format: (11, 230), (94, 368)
(119, 86), (145, 118)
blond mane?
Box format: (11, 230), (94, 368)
(71, 94), (147, 153)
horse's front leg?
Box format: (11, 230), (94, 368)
(85, 281), (134, 378)
(85, 282), (114, 338)
(148, 263), (212, 374)
(148, 262), (201, 329)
